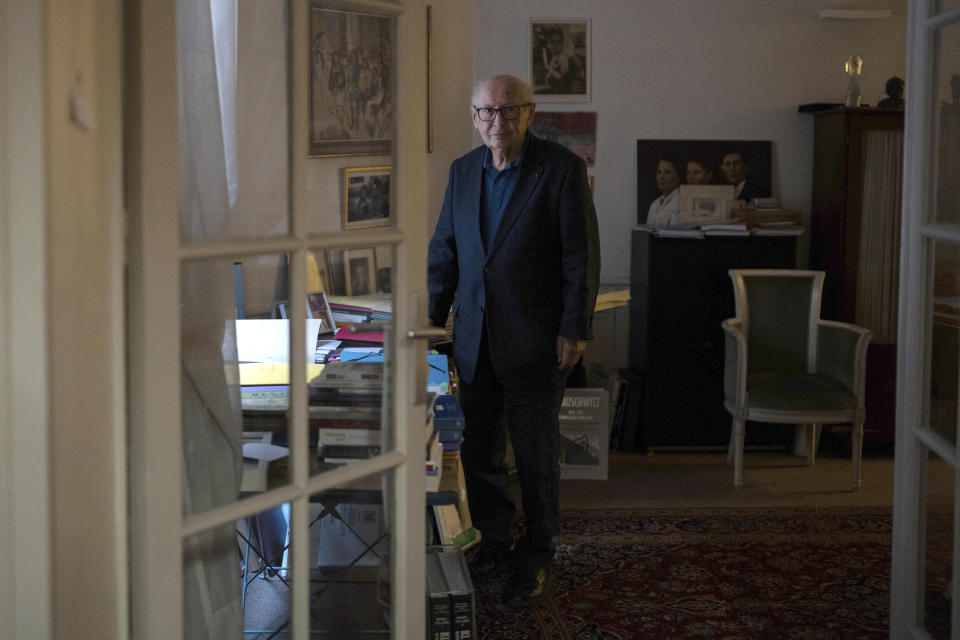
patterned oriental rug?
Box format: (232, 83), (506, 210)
(471, 507), (950, 640)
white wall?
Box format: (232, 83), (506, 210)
(427, 2), (476, 237)
(472, 0), (907, 283)
(231, 2), (476, 314)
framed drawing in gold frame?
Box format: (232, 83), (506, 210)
(309, 5), (393, 157)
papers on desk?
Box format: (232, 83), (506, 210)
(236, 318), (328, 363)
(238, 362), (325, 386)
(243, 440), (290, 462)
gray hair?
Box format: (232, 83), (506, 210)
(471, 74), (533, 105)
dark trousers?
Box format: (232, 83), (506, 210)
(458, 330), (567, 569)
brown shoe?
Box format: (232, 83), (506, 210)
(503, 565), (549, 607)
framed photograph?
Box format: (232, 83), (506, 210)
(344, 248), (376, 297)
(376, 267), (392, 294)
(308, 5), (393, 157)
(307, 291), (337, 334)
(636, 139), (772, 225)
(530, 111), (596, 166)
(307, 249), (332, 293)
(678, 185), (736, 224)
(344, 166), (391, 229)
(529, 19), (590, 102)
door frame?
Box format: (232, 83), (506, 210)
(890, 2), (960, 637)
(0, 0), (52, 636)
(126, 0), (431, 637)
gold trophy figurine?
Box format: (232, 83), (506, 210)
(844, 55), (863, 107)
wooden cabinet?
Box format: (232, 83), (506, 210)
(627, 231), (797, 452)
(809, 107), (903, 442)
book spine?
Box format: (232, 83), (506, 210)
(450, 592), (475, 640)
(320, 444), (381, 459)
(309, 418), (381, 430)
(427, 594), (452, 640)
(434, 417), (465, 430)
(436, 430), (463, 443)
(316, 428), (381, 446)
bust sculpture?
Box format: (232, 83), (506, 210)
(877, 76), (905, 109)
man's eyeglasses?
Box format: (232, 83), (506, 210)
(472, 104), (531, 122)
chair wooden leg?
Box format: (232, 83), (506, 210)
(851, 420), (864, 489)
(807, 424), (820, 467)
(731, 417), (745, 488)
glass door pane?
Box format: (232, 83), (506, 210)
(932, 22), (960, 226)
(929, 241), (960, 447)
(306, 246), (397, 478)
(922, 445), (954, 637)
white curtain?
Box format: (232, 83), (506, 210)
(178, 0), (243, 638)
(856, 129), (903, 345)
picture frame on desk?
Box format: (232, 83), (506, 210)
(307, 291), (337, 335)
(678, 185), (735, 225)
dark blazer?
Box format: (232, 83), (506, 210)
(428, 133), (600, 385)
(735, 180), (767, 204)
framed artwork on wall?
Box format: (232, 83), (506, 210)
(637, 139), (773, 225)
(343, 166), (391, 229)
(344, 248), (377, 297)
(530, 111), (596, 166)
(529, 18), (590, 102)
(308, 5), (393, 157)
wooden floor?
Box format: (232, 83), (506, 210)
(556, 448), (902, 510)
(509, 430), (950, 510)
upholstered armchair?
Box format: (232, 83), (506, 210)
(721, 269), (873, 489)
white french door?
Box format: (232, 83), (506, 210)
(126, 0), (431, 637)
(891, 1), (960, 638)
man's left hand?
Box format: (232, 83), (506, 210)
(557, 336), (585, 371)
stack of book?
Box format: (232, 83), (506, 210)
(310, 360), (384, 464)
(700, 222), (750, 236)
(328, 300), (392, 344)
(750, 221), (804, 236)
(426, 545), (476, 640)
(240, 383), (289, 431)
(432, 394), (465, 451)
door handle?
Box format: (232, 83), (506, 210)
(406, 327), (448, 340)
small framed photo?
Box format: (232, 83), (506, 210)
(678, 185), (736, 224)
(344, 248), (377, 297)
(308, 5), (393, 157)
(344, 166), (391, 230)
(307, 291), (337, 334)
(529, 19), (590, 102)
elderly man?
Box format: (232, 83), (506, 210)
(428, 74), (600, 606)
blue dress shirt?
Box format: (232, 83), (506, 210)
(480, 136), (528, 252)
